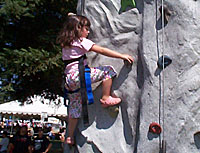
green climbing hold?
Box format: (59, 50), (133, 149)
(121, 0), (136, 12)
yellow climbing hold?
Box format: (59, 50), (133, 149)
(121, 0), (136, 12)
(107, 106), (119, 118)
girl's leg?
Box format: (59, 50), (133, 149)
(90, 66), (121, 106)
(65, 69), (82, 145)
(101, 78), (112, 100)
(65, 92), (82, 145)
(90, 66), (117, 95)
(66, 118), (78, 145)
(100, 78), (121, 107)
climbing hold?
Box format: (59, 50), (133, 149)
(149, 122), (162, 134)
(159, 5), (171, 24)
(157, 55), (172, 69)
(121, 0), (136, 12)
(107, 106), (119, 118)
(194, 131), (200, 149)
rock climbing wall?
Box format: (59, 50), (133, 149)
(64, 0), (200, 152)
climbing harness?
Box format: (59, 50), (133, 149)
(63, 54), (94, 126)
(149, 122), (162, 134)
(85, 65), (94, 105)
(78, 55), (90, 126)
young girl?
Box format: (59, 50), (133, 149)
(56, 14), (134, 145)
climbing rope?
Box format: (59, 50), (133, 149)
(152, 0), (168, 152)
(161, 0), (166, 152)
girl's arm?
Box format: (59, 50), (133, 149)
(90, 44), (134, 63)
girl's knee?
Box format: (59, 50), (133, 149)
(105, 65), (117, 77)
(105, 65), (114, 71)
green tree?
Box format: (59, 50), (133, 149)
(0, 0), (78, 103)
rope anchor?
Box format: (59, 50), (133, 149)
(149, 122), (162, 134)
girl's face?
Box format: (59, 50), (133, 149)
(81, 26), (90, 38)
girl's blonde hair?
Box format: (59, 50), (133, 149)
(56, 15), (91, 48)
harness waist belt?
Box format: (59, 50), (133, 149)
(64, 54), (87, 67)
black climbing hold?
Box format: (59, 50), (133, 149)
(194, 131), (200, 149)
(157, 55), (172, 69)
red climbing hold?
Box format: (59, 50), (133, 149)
(149, 122), (162, 134)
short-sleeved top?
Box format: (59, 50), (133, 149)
(10, 135), (32, 153)
(33, 136), (50, 153)
(62, 38), (95, 73)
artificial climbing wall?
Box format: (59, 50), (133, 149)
(64, 0), (200, 152)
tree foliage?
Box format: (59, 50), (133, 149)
(0, 0), (78, 103)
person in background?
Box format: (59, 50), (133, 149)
(13, 123), (20, 135)
(8, 125), (32, 153)
(0, 122), (5, 129)
(48, 127), (55, 140)
(59, 128), (66, 150)
(28, 128), (34, 141)
(33, 127), (52, 153)
(0, 131), (9, 153)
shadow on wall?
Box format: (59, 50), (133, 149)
(120, 92), (134, 145)
(76, 128), (103, 153)
(64, 128), (103, 153)
(134, 47), (146, 152)
(75, 62), (134, 147)
(136, 48), (144, 89)
(113, 61), (133, 90)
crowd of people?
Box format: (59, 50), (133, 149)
(9, 126), (52, 153)
(0, 122), (66, 153)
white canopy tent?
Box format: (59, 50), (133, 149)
(0, 96), (68, 120)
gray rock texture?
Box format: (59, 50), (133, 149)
(64, 0), (200, 153)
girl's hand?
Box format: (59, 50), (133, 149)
(121, 54), (134, 63)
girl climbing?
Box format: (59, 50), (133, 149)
(56, 14), (134, 145)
